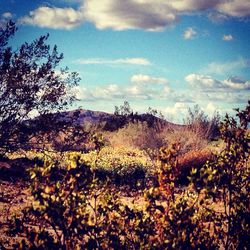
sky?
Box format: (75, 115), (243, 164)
(0, 0), (250, 123)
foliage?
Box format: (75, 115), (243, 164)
(105, 101), (167, 132)
(114, 100), (133, 117)
(80, 146), (154, 185)
(5, 102), (249, 249)
(0, 21), (80, 155)
(189, 101), (250, 249)
(176, 149), (212, 185)
(163, 127), (209, 155)
(14, 145), (153, 184)
(22, 157), (116, 249)
(13, 156), (154, 249)
(106, 121), (163, 150)
(184, 104), (220, 140)
(146, 101), (249, 249)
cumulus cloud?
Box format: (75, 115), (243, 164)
(83, 0), (250, 31)
(94, 84), (125, 100)
(203, 102), (217, 115)
(223, 77), (250, 90)
(131, 74), (168, 85)
(74, 57), (151, 66)
(20, 6), (84, 29)
(223, 34), (233, 41)
(19, 0), (250, 30)
(76, 74), (172, 102)
(165, 102), (188, 120)
(185, 73), (250, 90)
(217, 0), (250, 17)
(73, 84), (125, 101)
(170, 0), (220, 12)
(183, 27), (197, 40)
(83, 0), (178, 31)
(72, 86), (95, 101)
(2, 12), (12, 18)
(164, 101), (220, 123)
(185, 74), (221, 89)
(201, 58), (249, 75)
(199, 91), (249, 104)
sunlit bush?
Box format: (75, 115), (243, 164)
(162, 127), (208, 155)
(80, 146), (154, 185)
(176, 149), (213, 185)
(105, 121), (163, 150)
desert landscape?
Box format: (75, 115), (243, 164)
(0, 1), (250, 249)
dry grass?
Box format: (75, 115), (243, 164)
(162, 127), (209, 155)
(105, 121), (163, 150)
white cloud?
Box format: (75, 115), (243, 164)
(165, 102), (188, 118)
(208, 12), (229, 23)
(2, 12), (12, 19)
(199, 91), (249, 104)
(223, 34), (233, 41)
(19, 0), (250, 31)
(74, 57), (151, 66)
(131, 74), (168, 85)
(94, 84), (125, 100)
(203, 102), (217, 116)
(126, 85), (154, 100)
(217, 0), (250, 17)
(183, 27), (197, 40)
(222, 77), (250, 90)
(83, 0), (178, 31)
(170, 0), (220, 12)
(71, 86), (94, 101)
(201, 58), (249, 75)
(185, 73), (250, 90)
(20, 6), (84, 29)
(116, 58), (152, 65)
(185, 74), (221, 89)
(77, 73), (172, 101)
(163, 86), (171, 95)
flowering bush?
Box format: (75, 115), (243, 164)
(79, 146), (154, 185)
(95, 147), (152, 175)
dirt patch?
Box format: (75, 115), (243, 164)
(0, 180), (30, 248)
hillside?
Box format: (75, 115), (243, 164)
(54, 108), (181, 131)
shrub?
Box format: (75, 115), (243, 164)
(106, 121), (163, 150)
(144, 101), (249, 249)
(189, 101), (250, 249)
(17, 157), (126, 249)
(162, 127), (208, 155)
(184, 104), (220, 140)
(14, 156), (155, 249)
(80, 146), (154, 186)
(7, 102), (249, 249)
(176, 149), (213, 185)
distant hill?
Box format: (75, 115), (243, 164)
(54, 108), (182, 131)
(18, 108), (184, 151)
(57, 109), (111, 126)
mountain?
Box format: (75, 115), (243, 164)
(57, 109), (111, 126)
(55, 108), (182, 131)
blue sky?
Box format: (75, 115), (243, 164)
(1, 0), (250, 122)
